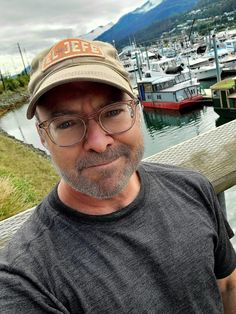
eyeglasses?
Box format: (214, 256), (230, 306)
(38, 99), (139, 147)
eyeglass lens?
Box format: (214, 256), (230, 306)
(46, 101), (136, 147)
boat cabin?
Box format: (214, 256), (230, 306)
(137, 72), (202, 110)
(211, 77), (236, 118)
(224, 39), (236, 53)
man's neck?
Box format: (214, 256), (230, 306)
(57, 172), (141, 215)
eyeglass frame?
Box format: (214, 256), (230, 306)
(37, 98), (139, 147)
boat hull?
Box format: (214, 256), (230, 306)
(214, 107), (236, 119)
(196, 67), (222, 81)
(141, 95), (204, 110)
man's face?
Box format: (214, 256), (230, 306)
(36, 81), (144, 199)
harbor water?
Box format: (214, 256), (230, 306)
(0, 102), (236, 247)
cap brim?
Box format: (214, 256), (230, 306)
(27, 64), (134, 119)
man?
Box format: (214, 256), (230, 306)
(0, 37), (236, 313)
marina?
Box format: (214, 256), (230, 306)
(119, 31), (236, 116)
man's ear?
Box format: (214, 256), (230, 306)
(36, 122), (48, 149)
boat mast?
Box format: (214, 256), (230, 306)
(212, 35), (221, 82)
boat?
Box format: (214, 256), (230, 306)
(142, 57), (184, 75)
(210, 77), (236, 118)
(192, 63), (223, 81)
(179, 41), (228, 81)
(220, 53), (236, 77)
(224, 38), (236, 53)
(187, 55), (211, 69)
(137, 71), (204, 111)
(120, 46), (159, 73)
(122, 58), (138, 73)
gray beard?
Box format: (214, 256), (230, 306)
(52, 143), (144, 199)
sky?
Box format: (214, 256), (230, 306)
(0, 0), (145, 75)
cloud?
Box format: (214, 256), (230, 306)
(0, 0), (144, 74)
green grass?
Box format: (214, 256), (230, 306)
(0, 132), (59, 220)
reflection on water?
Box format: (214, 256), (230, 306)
(143, 108), (202, 135)
(0, 103), (46, 153)
(141, 105), (218, 158)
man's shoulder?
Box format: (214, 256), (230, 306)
(140, 161), (204, 177)
(139, 161), (211, 188)
(0, 196), (54, 267)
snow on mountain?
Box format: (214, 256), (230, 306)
(134, 0), (163, 14)
(79, 22), (114, 40)
(97, 0), (198, 44)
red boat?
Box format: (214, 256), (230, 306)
(137, 72), (204, 111)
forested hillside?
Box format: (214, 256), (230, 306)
(116, 0), (236, 48)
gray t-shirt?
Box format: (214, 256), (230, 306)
(0, 162), (235, 313)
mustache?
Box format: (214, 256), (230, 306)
(76, 145), (131, 170)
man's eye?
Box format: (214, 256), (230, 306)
(105, 109), (122, 117)
(56, 120), (75, 129)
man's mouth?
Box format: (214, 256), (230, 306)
(85, 158), (118, 169)
(76, 145), (130, 171)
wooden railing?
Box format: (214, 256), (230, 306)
(145, 118), (236, 194)
(1, 118), (236, 248)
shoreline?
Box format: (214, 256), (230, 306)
(0, 128), (58, 220)
(0, 88), (48, 158)
(0, 88), (50, 160)
(0, 88), (29, 117)
(0, 128), (49, 159)
(0, 92), (58, 220)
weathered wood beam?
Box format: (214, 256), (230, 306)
(144, 118), (236, 194)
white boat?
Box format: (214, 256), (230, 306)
(192, 63), (223, 81)
(142, 57), (185, 76)
(219, 53), (236, 76)
(120, 46), (159, 73)
(122, 58), (138, 73)
(224, 38), (236, 53)
(187, 55), (211, 69)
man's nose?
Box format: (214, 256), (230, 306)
(83, 119), (114, 153)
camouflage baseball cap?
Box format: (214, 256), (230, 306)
(27, 38), (135, 119)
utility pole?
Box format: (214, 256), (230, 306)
(0, 69), (6, 91)
(23, 48), (30, 69)
(17, 42), (28, 76)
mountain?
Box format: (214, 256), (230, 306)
(96, 0), (198, 43)
(79, 22), (114, 40)
(134, 0), (163, 13)
(124, 0), (236, 47)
